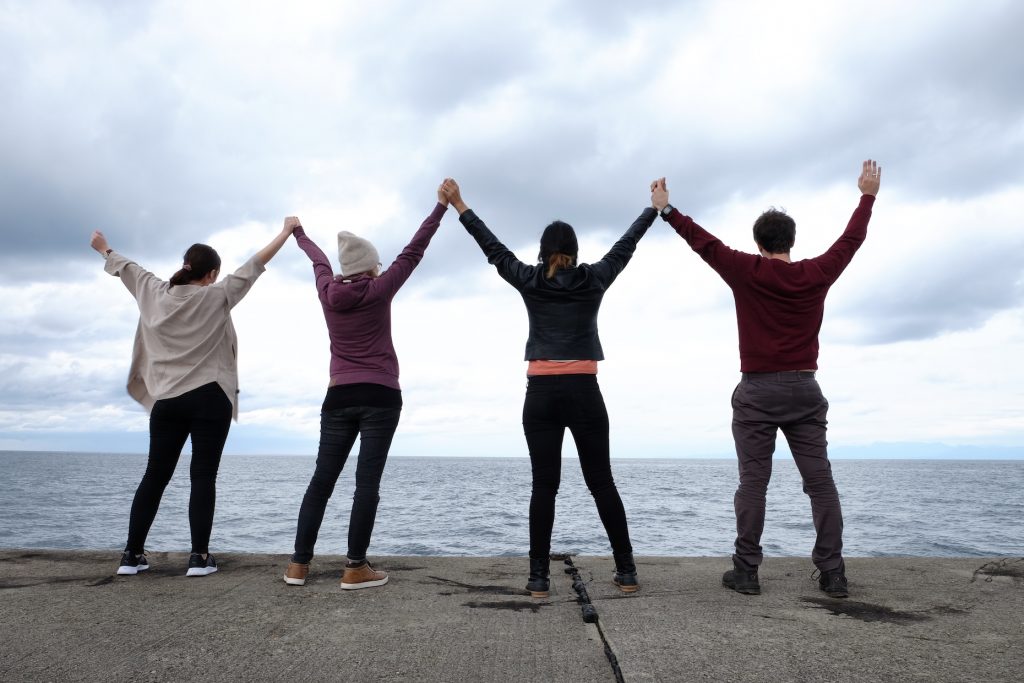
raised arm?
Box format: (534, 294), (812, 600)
(814, 160), (880, 283)
(254, 217), (298, 267)
(290, 218), (339, 305)
(651, 177), (754, 284)
(92, 230), (160, 298)
(374, 183), (449, 299)
(443, 178), (535, 289)
(218, 217), (297, 308)
(588, 207), (657, 286)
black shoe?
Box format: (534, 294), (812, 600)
(526, 557), (550, 598)
(613, 551), (639, 593)
(818, 569), (849, 598)
(722, 560), (760, 595)
(186, 553), (218, 577)
(116, 550), (149, 576)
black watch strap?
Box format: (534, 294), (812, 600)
(660, 204), (675, 218)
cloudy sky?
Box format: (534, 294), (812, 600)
(1, 0), (1021, 458)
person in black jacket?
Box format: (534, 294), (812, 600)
(441, 178), (655, 597)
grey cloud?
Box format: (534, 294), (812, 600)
(4, 0), (1023, 296)
(834, 239), (1024, 344)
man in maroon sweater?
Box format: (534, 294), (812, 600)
(652, 160), (881, 598)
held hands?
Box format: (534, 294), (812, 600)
(90, 230), (110, 255)
(650, 178), (669, 211)
(858, 159), (881, 196)
(283, 216), (301, 234)
(440, 178), (468, 214)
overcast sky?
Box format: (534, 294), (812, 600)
(1, 0), (1021, 458)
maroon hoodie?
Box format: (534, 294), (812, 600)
(292, 203), (446, 389)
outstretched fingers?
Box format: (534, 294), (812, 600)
(858, 159), (882, 196)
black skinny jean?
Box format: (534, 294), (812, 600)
(522, 374), (633, 559)
(125, 382), (232, 555)
(291, 405), (401, 564)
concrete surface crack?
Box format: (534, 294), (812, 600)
(559, 556), (626, 683)
(971, 557), (1024, 583)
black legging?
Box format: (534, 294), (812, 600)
(522, 374), (633, 559)
(125, 382), (232, 554)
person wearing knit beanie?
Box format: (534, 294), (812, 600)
(337, 231), (381, 277)
(283, 181), (449, 591)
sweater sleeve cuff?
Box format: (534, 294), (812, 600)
(103, 250), (128, 275)
(292, 226), (306, 239)
(458, 209), (478, 226)
(243, 254), (267, 276)
(860, 194), (876, 207)
(431, 202), (448, 219)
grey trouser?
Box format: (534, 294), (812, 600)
(730, 371), (844, 572)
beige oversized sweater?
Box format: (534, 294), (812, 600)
(104, 251), (265, 420)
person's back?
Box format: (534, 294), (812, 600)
(318, 276), (402, 385)
(725, 252), (859, 370)
(521, 261), (615, 358)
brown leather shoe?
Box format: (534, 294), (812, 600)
(340, 561), (389, 590)
(283, 562), (309, 586)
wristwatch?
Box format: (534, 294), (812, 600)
(660, 204), (675, 218)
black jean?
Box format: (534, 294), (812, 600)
(291, 406), (402, 563)
(522, 374), (633, 559)
(125, 382), (232, 555)
(731, 372), (844, 572)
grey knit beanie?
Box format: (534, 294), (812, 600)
(337, 231), (381, 276)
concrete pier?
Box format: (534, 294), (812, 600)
(0, 551), (1020, 681)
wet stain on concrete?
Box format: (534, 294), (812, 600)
(0, 574), (119, 590)
(801, 598), (930, 624)
(464, 600), (546, 613)
(926, 605), (968, 615)
(380, 564), (427, 572)
(427, 576), (520, 596)
(7, 552), (50, 561)
(972, 559), (1024, 583)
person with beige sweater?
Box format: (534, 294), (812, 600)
(90, 220), (296, 577)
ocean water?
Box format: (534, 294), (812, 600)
(1, 452), (1022, 558)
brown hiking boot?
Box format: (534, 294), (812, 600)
(283, 562), (309, 586)
(340, 561), (389, 590)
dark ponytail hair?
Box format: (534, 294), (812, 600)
(538, 220), (578, 279)
(169, 243), (221, 286)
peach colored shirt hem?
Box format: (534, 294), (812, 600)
(527, 360), (599, 376)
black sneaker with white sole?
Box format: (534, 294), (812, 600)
(186, 553), (218, 577)
(116, 550), (149, 576)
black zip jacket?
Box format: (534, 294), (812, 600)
(460, 208), (657, 361)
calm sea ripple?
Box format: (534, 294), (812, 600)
(1, 452), (1022, 558)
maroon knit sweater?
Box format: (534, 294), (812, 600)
(292, 202), (446, 389)
(663, 195), (875, 372)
